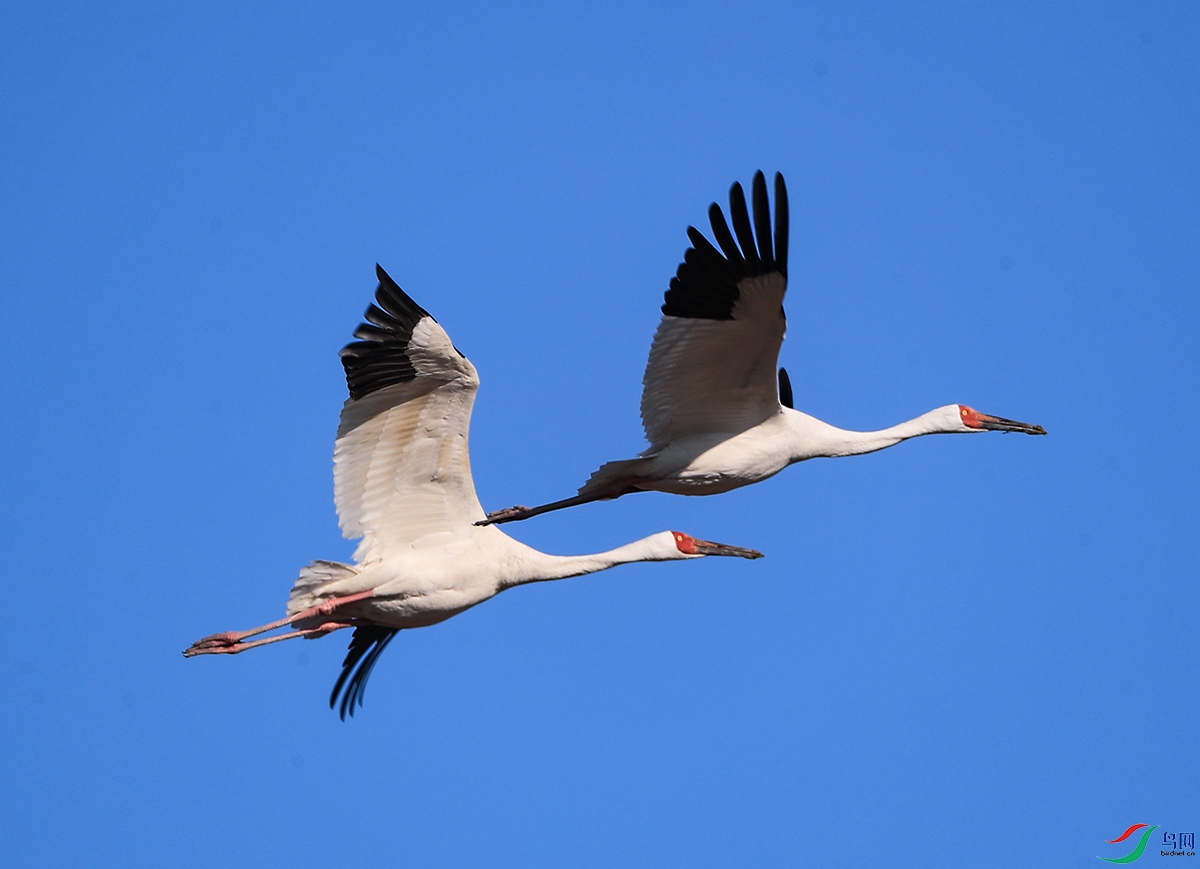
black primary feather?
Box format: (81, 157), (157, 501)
(778, 367), (793, 409)
(728, 181), (761, 271)
(661, 171), (789, 320)
(339, 264), (434, 401)
(773, 173), (789, 280)
(329, 625), (399, 720)
(752, 172), (773, 265)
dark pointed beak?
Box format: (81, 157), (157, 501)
(693, 539), (765, 559)
(977, 413), (1046, 435)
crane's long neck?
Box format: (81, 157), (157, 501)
(504, 534), (671, 589)
(788, 405), (958, 461)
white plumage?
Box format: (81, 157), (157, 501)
(482, 171), (1045, 526)
(185, 266), (761, 718)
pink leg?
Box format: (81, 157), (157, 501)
(185, 621), (354, 656)
(183, 590), (375, 657)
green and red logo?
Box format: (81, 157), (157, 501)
(1099, 824), (1196, 861)
(1100, 824), (1159, 863)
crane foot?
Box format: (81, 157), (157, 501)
(475, 505), (531, 526)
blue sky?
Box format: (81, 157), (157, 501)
(1, 2), (1197, 866)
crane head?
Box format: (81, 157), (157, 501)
(671, 531), (764, 559)
(957, 405), (1046, 435)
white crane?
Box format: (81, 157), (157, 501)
(185, 266), (762, 718)
(481, 171), (1045, 526)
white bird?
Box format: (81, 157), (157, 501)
(185, 266), (762, 718)
(481, 171), (1045, 526)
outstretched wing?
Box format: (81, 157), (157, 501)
(640, 171), (789, 447)
(334, 265), (483, 562)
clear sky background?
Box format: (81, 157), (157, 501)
(1, 3), (1197, 867)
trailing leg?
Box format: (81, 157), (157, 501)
(183, 590), (375, 656)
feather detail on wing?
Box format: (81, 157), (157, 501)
(641, 172), (790, 447)
(333, 265), (483, 562)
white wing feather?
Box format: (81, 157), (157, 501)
(640, 273), (787, 447)
(334, 316), (483, 562)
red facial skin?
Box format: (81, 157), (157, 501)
(958, 405), (985, 429)
(672, 532), (699, 554)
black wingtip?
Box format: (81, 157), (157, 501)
(773, 173), (788, 280)
(778, 367), (793, 409)
(728, 180), (760, 271)
(371, 264), (433, 324)
(339, 266), (436, 401)
(752, 171), (773, 265)
(661, 172), (790, 321)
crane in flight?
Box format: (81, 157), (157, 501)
(185, 266), (762, 718)
(481, 171), (1045, 526)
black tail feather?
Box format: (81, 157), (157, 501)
(329, 625), (399, 720)
(778, 367), (794, 409)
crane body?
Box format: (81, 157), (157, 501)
(481, 172), (1045, 526)
(590, 405), (976, 497)
(185, 267), (761, 717)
